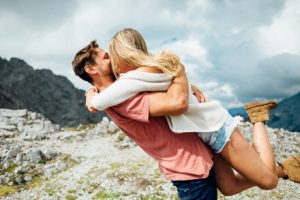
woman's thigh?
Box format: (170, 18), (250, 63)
(219, 128), (274, 186)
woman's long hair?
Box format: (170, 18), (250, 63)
(108, 28), (182, 78)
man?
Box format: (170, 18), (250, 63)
(72, 41), (217, 199)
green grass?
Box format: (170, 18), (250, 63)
(0, 164), (18, 174)
(0, 185), (18, 197)
(66, 194), (77, 200)
(94, 191), (120, 199)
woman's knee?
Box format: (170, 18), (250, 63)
(218, 187), (237, 196)
(258, 174), (278, 190)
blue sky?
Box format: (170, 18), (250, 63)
(0, 0), (300, 108)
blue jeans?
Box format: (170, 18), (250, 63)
(172, 168), (217, 200)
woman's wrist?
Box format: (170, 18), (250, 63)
(85, 86), (98, 96)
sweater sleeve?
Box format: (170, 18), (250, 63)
(91, 76), (171, 111)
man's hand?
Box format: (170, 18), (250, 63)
(191, 84), (207, 103)
(85, 87), (99, 113)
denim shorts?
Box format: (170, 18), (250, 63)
(172, 168), (217, 200)
(197, 115), (242, 153)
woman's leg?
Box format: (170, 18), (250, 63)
(214, 153), (286, 196)
(213, 153), (255, 196)
(251, 122), (276, 174)
(219, 127), (278, 190)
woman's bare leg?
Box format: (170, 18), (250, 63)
(219, 127), (278, 190)
(214, 153), (286, 196)
(251, 122), (277, 174)
(213, 153), (255, 195)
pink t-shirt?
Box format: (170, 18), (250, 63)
(106, 92), (213, 181)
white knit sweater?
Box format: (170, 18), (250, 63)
(91, 71), (229, 133)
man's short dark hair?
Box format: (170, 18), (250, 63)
(72, 40), (99, 84)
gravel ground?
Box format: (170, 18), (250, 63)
(1, 121), (299, 200)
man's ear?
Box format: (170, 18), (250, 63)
(84, 65), (97, 75)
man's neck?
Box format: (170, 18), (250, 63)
(93, 74), (114, 92)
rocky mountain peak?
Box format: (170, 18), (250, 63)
(0, 56), (105, 127)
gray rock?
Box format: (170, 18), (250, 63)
(0, 129), (15, 138)
(43, 166), (56, 177)
(17, 120), (25, 132)
(101, 117), (110, 127)
(0, 109), (27, 118)
(108, 121), (119, 133)
(0, 109), (59, 140)
(2, 161), (11, 170)
(40, 147), (58, 160)
(0, 124), (16, 131)
(25, 149), (42, 164)
(94, 124), (107, 134)
(55, 161), (66, 171)
(59, 132), (78, 140)
(43, 161), (66, 177)
(23, 175), (32, 182)
(15, 166), (28, 174)
(6, 144), (21, 159)
(15, 153), (26, 165)
(28, 112), (38, 120)
(14, 177), (23, 184)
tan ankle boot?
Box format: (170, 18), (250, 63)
(279, 155), (300, 183)
(244, 101), (277, 123)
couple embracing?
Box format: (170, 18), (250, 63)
(72, 28), (299, 200)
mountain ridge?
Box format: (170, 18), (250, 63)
(229, 92), (300, 132)
(0, 56), (106, 127)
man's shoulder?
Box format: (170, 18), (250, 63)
(108, 92), (150, 123)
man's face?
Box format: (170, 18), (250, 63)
(91, 47), (112, 74)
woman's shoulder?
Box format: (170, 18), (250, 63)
(136, 66), (163, 74)
(120, 68), (171, 81)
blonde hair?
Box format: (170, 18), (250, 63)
(108, 28), (181, 78)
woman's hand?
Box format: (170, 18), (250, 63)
(85, 87), (99, 113)
(191, 84), (207, 103)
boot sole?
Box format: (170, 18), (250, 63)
(244, 101), (278, 110)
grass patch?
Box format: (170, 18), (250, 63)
(109, 162), (122, 170)
(0, 185), (18, 197)
(68, 188), (77, 194)
(61, 123), (96, 132)
(62, 127), (78, 132)
(116, 133), (125, 142)
(94, 190), (120, 199)
(26, 176), (43, 189)
(0, 163), (18, 174)
(61, 154), (80, 167)
(66, 194), (77, 200)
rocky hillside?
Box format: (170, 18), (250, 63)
(0, 57), (106, 127)
(0, 109), (299, 199)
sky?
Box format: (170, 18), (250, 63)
(0, 0), (300, 108)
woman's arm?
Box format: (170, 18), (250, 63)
(86, 72), (172, 111)
(149, 65), (189, 116)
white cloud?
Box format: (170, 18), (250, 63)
(1, 0), (299, 107)
(159, 37), (212, 72)
(192, 80), (241, 108)
(257, 0), (300, 56)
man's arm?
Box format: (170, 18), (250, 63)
(149, 64), (189, 116)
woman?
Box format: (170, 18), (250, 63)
(86, 28), (300, 196)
